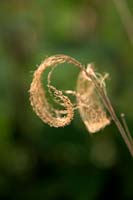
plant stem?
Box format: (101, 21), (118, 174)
(121, 113), (133, 145)
(84, 69), (133, 157)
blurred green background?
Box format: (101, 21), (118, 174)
(0, 0), (133, 199)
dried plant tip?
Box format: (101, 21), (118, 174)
(76, 64), (110, 133)
(29, 54), (133, 157)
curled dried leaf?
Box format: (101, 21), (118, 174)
(29, 55), (82, 127)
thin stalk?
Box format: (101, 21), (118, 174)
(121, 113), (133, 145)
(102, 91), (133, 157)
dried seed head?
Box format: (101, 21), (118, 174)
(76, 64), (110, 133)
(29, 55), (110, 131)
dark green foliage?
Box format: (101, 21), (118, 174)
(0, 0), (133, 199)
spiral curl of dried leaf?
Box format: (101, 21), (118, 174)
(29, 55), (82, 127)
